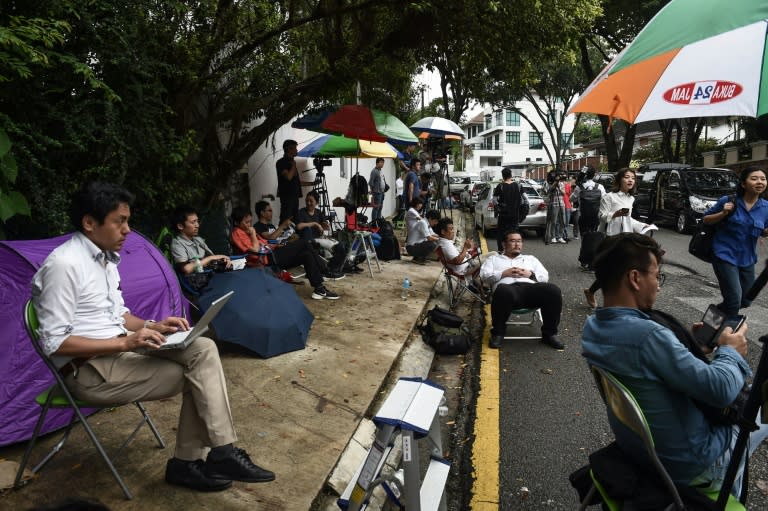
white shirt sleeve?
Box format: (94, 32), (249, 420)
(32, 255), (81, 356)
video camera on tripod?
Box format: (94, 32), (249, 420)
(313, 157), (332, 175)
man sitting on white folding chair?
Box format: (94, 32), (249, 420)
(479, 229), (564, 350)
(435, 217), (483, 293)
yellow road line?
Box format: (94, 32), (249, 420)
(470, 232), (499, 509)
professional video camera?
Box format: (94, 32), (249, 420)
(313, 157), (332, 174)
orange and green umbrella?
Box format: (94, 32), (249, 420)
(569, 0), (768, 124)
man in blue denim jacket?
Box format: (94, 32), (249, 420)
(582, 233), (768, 496)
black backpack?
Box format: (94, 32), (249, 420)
(372, 218), (395, 239)
(420, 306), (473, 354)
(375, 236), (401, 261)
(579, 183), (602, 220)
(349, 174), (369, 206)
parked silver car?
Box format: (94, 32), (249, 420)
(473, 181), (547, 237)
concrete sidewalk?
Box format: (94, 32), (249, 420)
(0, 225), (459, 510)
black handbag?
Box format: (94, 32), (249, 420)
(688, 223), (716, 263)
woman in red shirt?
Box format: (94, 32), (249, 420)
(231, 207), (269, 268)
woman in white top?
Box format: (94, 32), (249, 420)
(584, 168), (637, 308)
(598, 168), (637, 235)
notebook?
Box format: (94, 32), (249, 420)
(148, 291), (233, 351)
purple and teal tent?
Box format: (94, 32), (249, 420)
(0, 232), (187, 446)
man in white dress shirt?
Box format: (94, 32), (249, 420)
(31, 181), (275, 492)
(479, 229), (564, 350)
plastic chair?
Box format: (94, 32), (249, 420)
(14, 301), (166, 500)
(579, 366), (745, 511)
(435, 247), (485, 310)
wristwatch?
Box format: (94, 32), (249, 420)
(144, 319), (156, 329)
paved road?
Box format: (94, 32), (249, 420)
(485, 228), (768, 510)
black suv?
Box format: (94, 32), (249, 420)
(632, 165), (738, 233)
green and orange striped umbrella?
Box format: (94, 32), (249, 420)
(569, 0), (768, 124)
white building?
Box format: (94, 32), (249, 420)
(463, 100), (577, 178)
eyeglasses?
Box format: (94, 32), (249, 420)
(637, 270), (666, 287)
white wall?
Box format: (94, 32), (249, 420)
(243, 123), (400, 221)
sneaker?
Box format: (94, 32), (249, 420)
(165, 458), (233, 492)
(556, 238), (566, 244)
(489, 335), (503, 349)
(550, 238), (557, 244)
(205, 447), (275, 483)
(312, 286), (340, 300)
(573, 236), (580, 240)
(323, 271), (346, 281)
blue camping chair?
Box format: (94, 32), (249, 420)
(14, 301), (166, 500)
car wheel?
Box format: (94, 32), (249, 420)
(481, 217), (487, 236)
(676, 210), (690, 234)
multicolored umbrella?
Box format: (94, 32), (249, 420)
(292, 105), (418, 145)
(569, 0), (768, 124)
(297, 134), (401, 158)
(410, 116), (464, 137)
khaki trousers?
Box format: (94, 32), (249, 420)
(64, 337), (237, 460)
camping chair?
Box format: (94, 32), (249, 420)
(14, 300), (166, 500)
(435, 246), (485, 309)
(578, 365), (744, 511)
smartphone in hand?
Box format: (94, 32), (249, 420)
(694, 304), (746, 349)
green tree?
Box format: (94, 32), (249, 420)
(484, 43), (590, 169)
(424, 0), (601, 124)
(2, 0), (432, 238)
(577, 0), (670, 170)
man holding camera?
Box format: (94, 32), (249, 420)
(582, 233), (768, 497)
(276, 139), (315, 224)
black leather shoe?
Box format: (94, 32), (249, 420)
(489, 335), (503, 349)
(541, 335), (565, 350)
(165, 458), (232, 492)
(206, 447), (275, 483)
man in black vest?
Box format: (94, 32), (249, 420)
(492, 168), (527, 252)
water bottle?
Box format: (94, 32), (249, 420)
(193, 257), (204, 273)
(401, 277), (411, 300)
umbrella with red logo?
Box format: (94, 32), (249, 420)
(569, 0), (768, 124)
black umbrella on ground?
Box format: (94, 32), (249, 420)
(197, 268), (313, 358)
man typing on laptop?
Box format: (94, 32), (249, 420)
(31, 182), (275, 492)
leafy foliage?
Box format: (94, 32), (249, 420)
(2, 0), (432, 239)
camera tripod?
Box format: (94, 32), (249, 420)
(430, 162), (453, 219)
(311, 170), (339, 234)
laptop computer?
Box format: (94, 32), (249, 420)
(146, 291), (234, 352)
